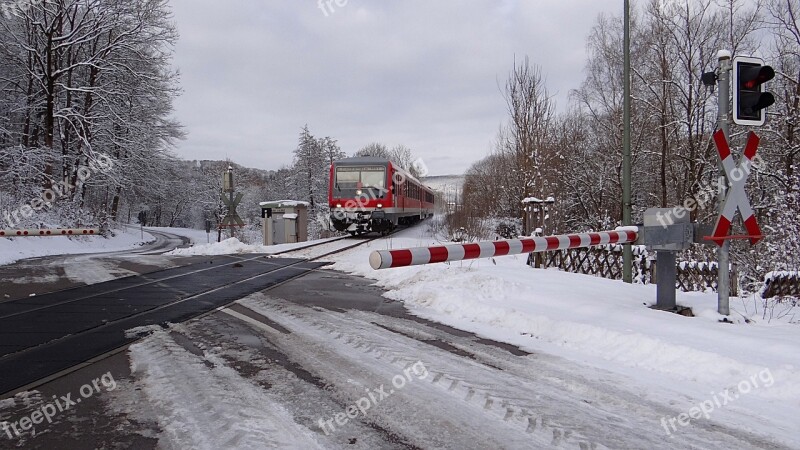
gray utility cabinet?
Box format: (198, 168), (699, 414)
(260, 201), (309, 246)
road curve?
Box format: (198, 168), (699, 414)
(0, 228), (193, 301)
(135, 228), (191, 255)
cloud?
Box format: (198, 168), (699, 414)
(169, 0), (619, 175)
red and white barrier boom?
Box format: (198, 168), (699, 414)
(0, 228), (100, 237)
(369, 229), (638, 270)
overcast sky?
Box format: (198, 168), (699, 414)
(168, 0), (622, 176)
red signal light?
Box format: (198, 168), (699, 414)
(733, 56), (775, 126)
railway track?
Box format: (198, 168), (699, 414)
(267, 225), (411, 260)
(0, 233), (386, 397)
(268, 235), (384, 260)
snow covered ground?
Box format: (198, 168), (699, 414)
(165, 236), (344, 257)
(0, 227), (155, 266)
(167, 223), (800, 446)
(21, 220), (778, 445)
(123, 327), (326, 449)
(0, 221), (346, 267)
(0, 226), (245, 267)
(144, 226), (212, 245)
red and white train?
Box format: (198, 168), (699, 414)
(328, 157), (435, 235)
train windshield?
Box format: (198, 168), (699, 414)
(334, 166), (386, 193)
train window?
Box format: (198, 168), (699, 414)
(334, 168), (360, 189)
(361, 169), (386, 189)
(334, 166), (386, 193)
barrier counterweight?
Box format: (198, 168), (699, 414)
(369, 230), (638, 270)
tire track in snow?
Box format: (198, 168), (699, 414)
(237, 295), (602, 449)
(127, 330), (325, 450)
(234, 294), (788, 450)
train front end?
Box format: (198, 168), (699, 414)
(328, 158), (395, 235)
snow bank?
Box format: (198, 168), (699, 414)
(165, 237), (265, 256)
(164, 236), (342, 257)
(0, 227), (153, 266)
(259, 200), (310, 207)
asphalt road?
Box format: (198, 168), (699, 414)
(0, 267), (789, 450)
(0, 251), (328, 395)
(0, 228), (193, 301)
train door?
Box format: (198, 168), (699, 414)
(392, 176), (399, 211)
(403, 180), (408, 211)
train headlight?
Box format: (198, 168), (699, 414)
(336, 204), (342, 208)
(356, 190), (362, 196)
(377, 203), (383, 208)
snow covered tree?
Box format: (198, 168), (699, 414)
(291, 125), (328, 209)
(320, 136), (346, 165)
(0, 0), (182, 227)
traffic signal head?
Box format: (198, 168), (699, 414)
(732, 56), (774, 126)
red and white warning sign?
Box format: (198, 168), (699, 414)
(710, 130), (763, 246)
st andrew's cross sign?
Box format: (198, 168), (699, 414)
(709, 130), (763, 246)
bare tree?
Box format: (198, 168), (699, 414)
(502, 57), (558, 213)
(353, 142), (390, 158)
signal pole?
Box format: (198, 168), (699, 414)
(622, 0), (633, 283)
(716, 50), (732, 315)
(220, 166), (244, 240)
